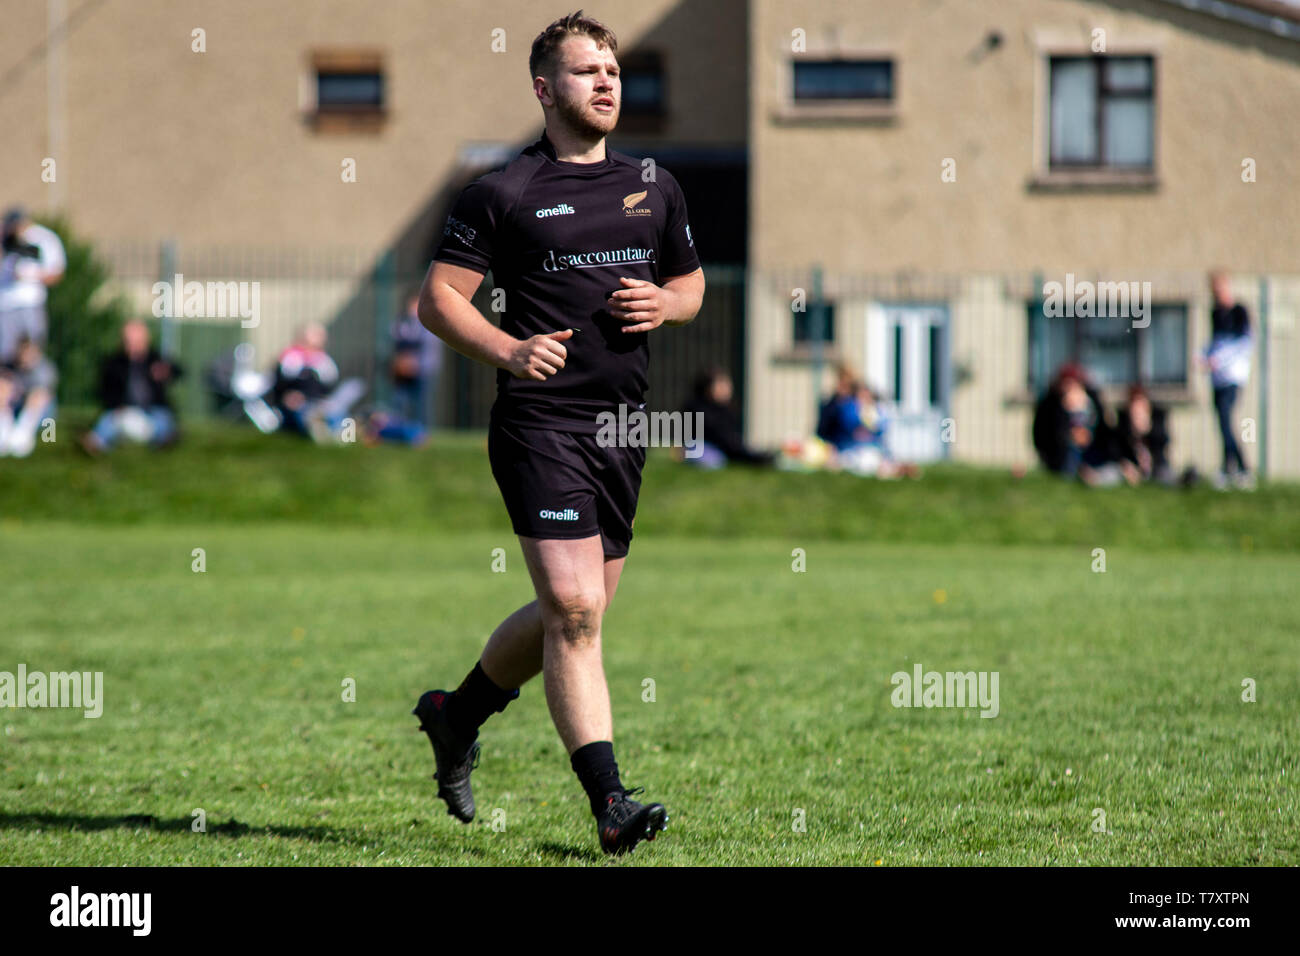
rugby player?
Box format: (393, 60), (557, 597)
(412, 10), (705, 855)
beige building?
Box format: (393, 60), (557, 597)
(2, 0), (1298, 475)
(0, 0), (749, 422)
(747, 0), (1300, 477)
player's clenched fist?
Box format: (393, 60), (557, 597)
(507, 327), (573, 380)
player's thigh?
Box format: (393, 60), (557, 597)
(603, 555), (626, 608)
(519, 534), (608, 627)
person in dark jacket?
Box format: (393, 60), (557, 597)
(1031, 362), (1115, 484)
(682, 367), (773, 468)
(816, 365), (882, 453)
(80, 320), (182, 455)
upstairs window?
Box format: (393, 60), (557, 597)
(793, 59), (893, 103)
(308, 50), (386, 132)
(620, 51), (666, 117)
(1049, 56), (1154, 170)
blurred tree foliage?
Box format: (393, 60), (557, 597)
(41, 216), (133, 408)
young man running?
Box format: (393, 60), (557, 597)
(413, 10), (705, 854)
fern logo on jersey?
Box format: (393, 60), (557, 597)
(621, 190), (651, 217)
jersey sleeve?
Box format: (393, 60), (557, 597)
(432, 177), (505, 274)
(657, 171), (700, 279)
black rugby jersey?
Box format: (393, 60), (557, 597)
(432, 131), (700, 433)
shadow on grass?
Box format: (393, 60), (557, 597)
(0, 811), (497, 860)
(534, 840), (603, 864)
(0, 812), (348, 843)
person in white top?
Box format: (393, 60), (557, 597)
(0, 208), (66, 363)
(1199, 271), (1253, 489)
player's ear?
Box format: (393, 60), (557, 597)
(533, 76), (552, 106)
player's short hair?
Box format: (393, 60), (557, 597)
(529, 10), (618, 81)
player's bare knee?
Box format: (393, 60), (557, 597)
(546, 591), (604, 647)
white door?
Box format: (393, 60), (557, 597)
(866, 304), (949, 463)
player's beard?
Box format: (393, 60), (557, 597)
(554, 86), (618, 140)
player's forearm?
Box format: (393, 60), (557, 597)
(660, 271), (706, 327)
(419, 285), (517, 371)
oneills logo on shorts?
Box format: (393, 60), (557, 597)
(539, 508), (580, 521)
(622, 190), (651, 217)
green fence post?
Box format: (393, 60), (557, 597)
(1257, 275), (1269, 481)
(733, 265), (748, 438)
(373, 248), (395, 410)
(1031, 270), (1046, 393)
(811, 264), (824, 415)
(158, 239), (177, 356)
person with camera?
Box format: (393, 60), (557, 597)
(389, 291), (443, 430)
(0, 207), (65, 364)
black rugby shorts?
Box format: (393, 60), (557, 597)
(488, 419), (646, 559)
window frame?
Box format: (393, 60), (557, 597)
(793, 299), (837, 347)
(792, 58), (894, 103)
(618, 50), (667, 118)
(1028, 37), (1162, 191)
(775, 48), (899, 124)
(1025, 300), (1190, 393)
(1047, 54), (1156, 171)
(306, 49), (388, 133)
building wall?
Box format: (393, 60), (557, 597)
(1, 0), (747, 248)
(749, 0), (1300, 274)
(746, 0), (1300, 476)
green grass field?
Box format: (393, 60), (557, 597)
(1, 426), (1296, 865)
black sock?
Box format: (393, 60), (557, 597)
(571, 741), (624, 816)
(446, 661), (518, 741)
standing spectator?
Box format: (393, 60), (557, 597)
(80, 320), (182, 455)
(0, 208), (66, 363)
(272, 322), (364, 442)
(0, 336), (58, 457)
(681, 367), (773, 468)
(390, 292), (444, 429)
(1200, 271), (1253, 489)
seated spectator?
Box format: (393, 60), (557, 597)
(80, 320), (182, 456)
(681, 367), (773, 469)
(816, 365), (872, 453)
(1032, 363), (1116, 485)
(363, 409), (429, 447)
(815, 365), (917, 478)
(272, 322), (364, 442)
(1113, 386), (1173, 486)
(0, 335), (57, 457)
(390, 292), (442, 430)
